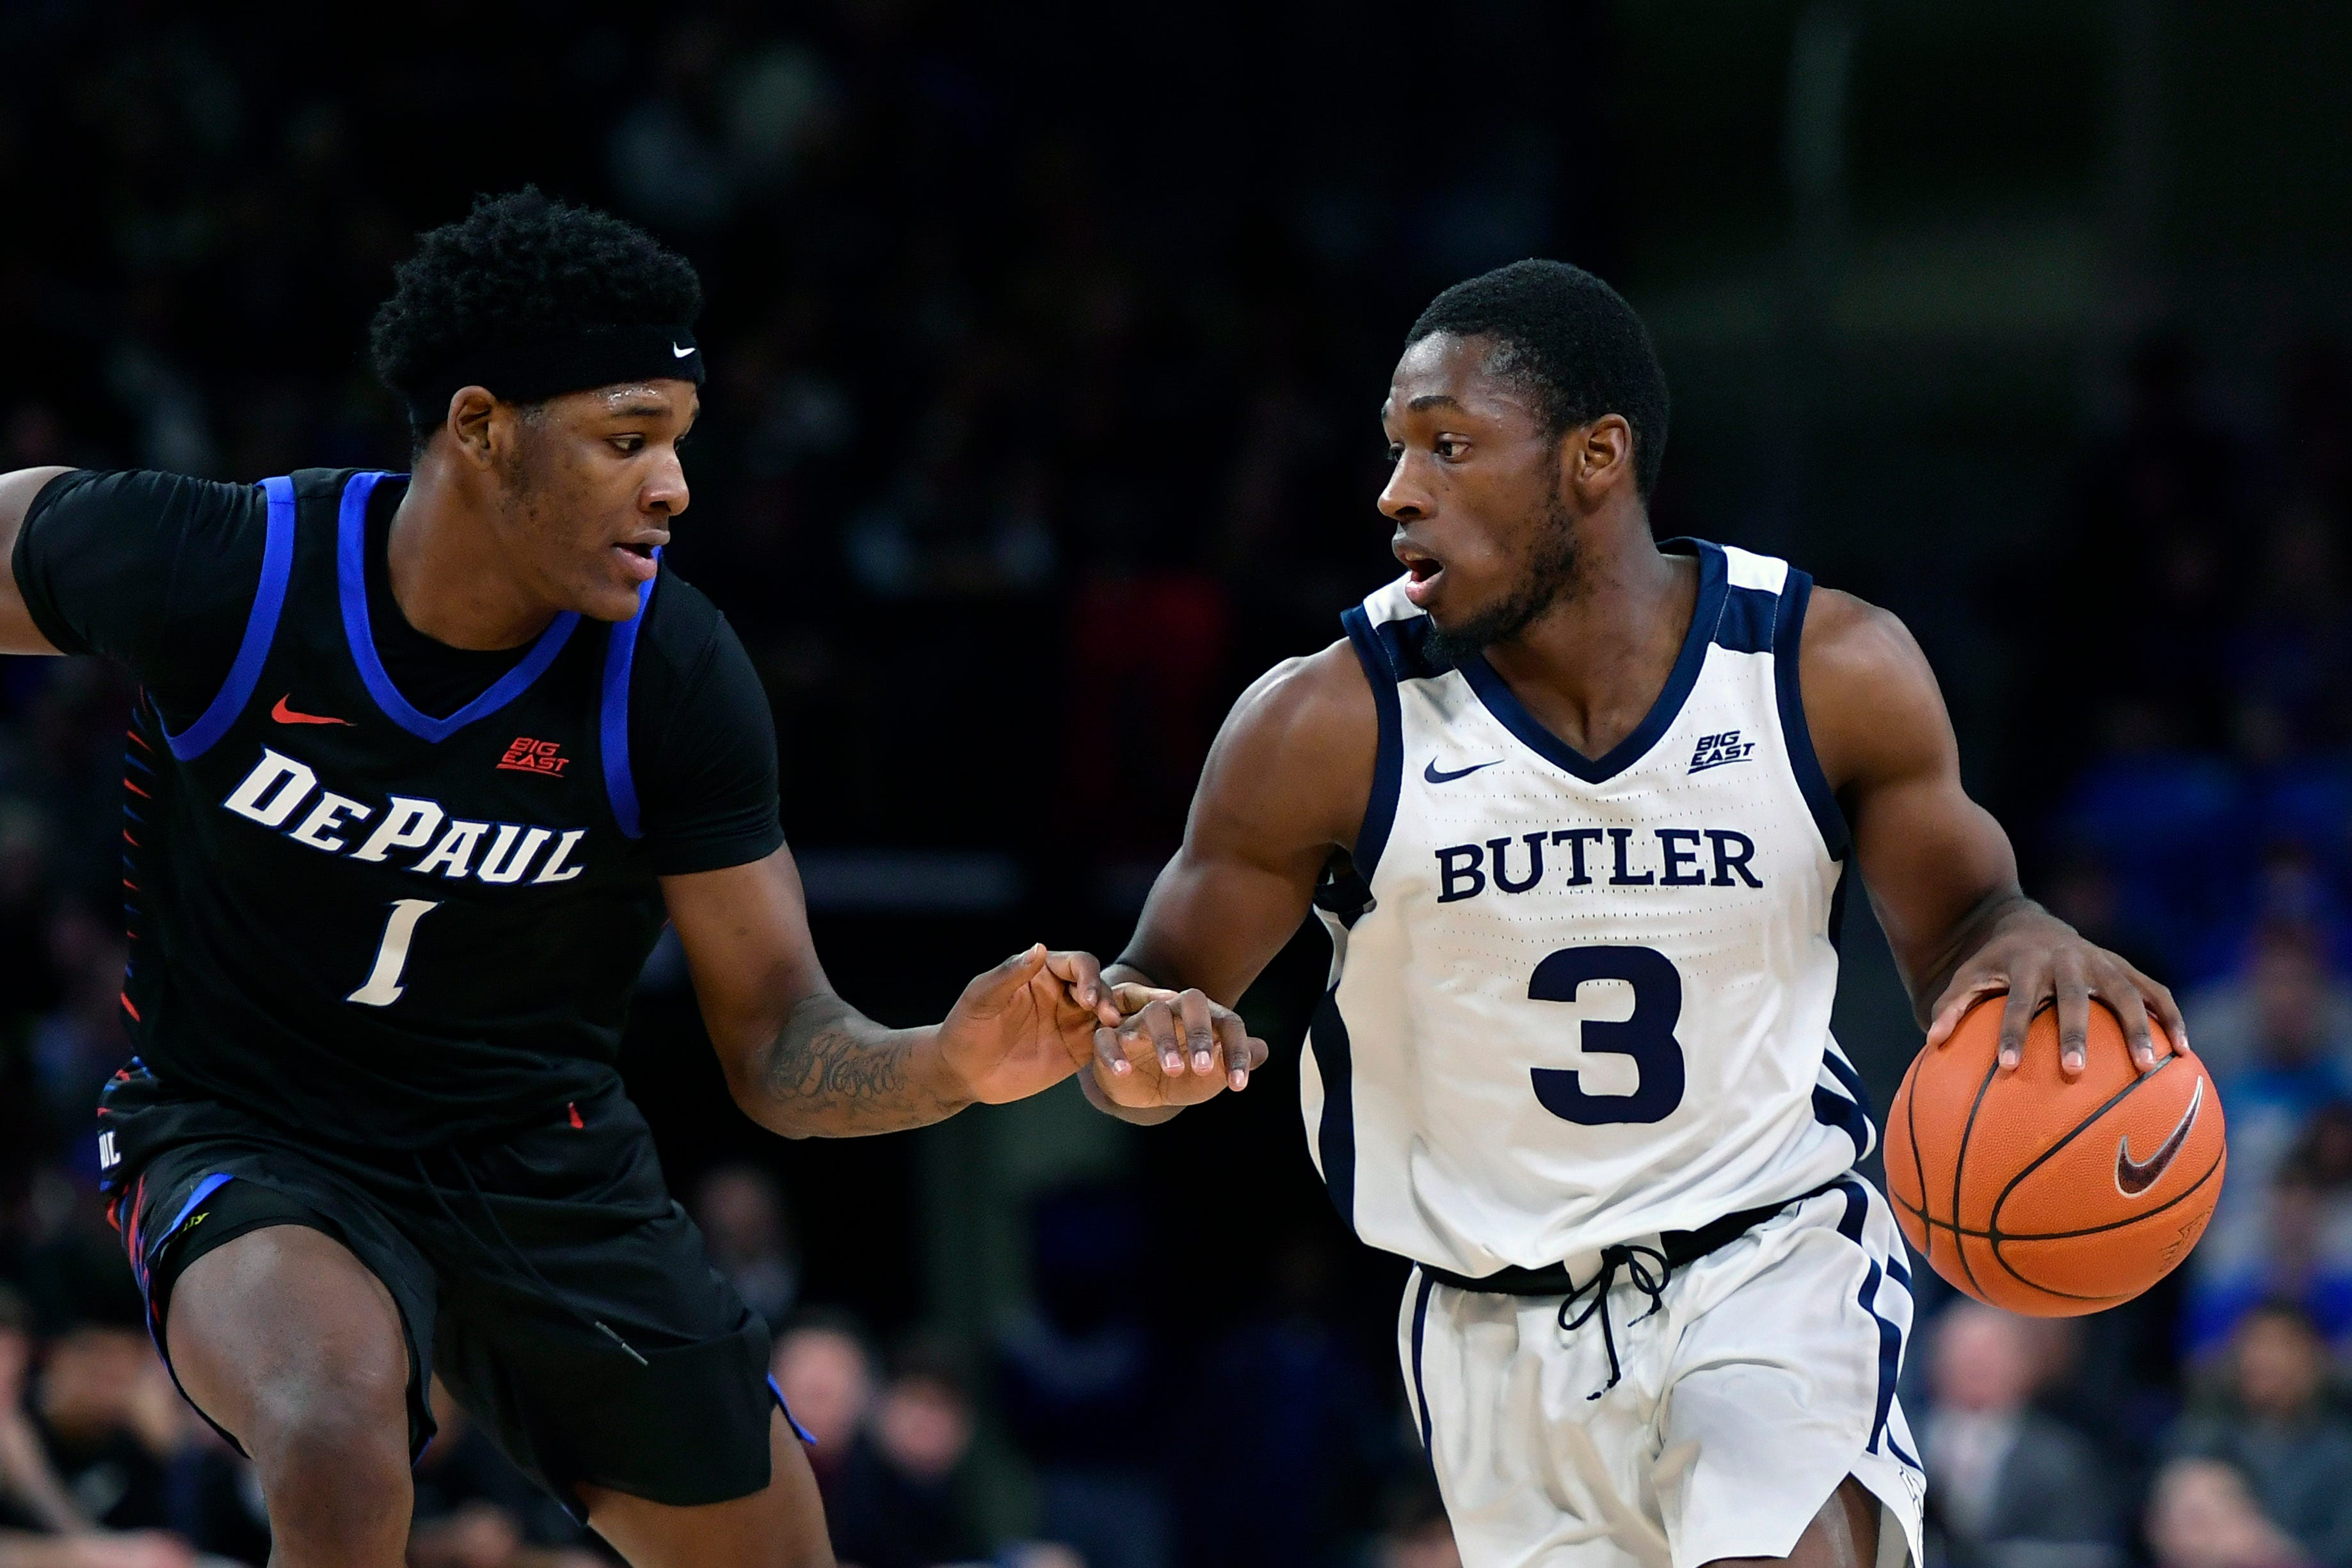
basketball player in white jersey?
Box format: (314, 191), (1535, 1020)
(1074, 260), (2187, 1568)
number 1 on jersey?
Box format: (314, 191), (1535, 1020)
(349, 899), (440, 1007)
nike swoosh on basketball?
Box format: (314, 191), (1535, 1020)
(2116, 1076), (2202, 1196)
(672, 342), (694, 358)
(1425, 758), (1501, 784)
(271, 694), (352, 726)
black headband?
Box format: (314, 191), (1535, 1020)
(406, 323), (705, 424)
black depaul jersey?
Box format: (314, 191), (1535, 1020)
(13, 468), (784, 1147)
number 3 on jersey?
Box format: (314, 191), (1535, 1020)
(1530, 945), (1686, 1125)
(349, 899), (440, 1007)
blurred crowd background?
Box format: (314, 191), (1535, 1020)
(3, 2), (2352, 1566)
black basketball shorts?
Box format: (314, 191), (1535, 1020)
(98, 1059), (797, 1517)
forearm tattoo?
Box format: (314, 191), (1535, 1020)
(758, 995), (963, 1135)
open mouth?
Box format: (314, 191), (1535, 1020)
(1398, 546), (1444, 605)
(612, 540), (662, 583)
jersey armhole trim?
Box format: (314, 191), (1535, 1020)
(1340, 604), (1403, 880)
(163, 477), (296, 762)
(1772, 570), (1853, 861)
(600, 561), (658, 840)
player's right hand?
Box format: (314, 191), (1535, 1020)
(1090, 981), (1268, 1109)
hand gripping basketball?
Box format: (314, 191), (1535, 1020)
(1888, 994), (2225, 1316)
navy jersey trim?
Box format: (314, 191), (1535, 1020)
(1408, 1268), (1436, 1448)
(1714, 583), (1778, 653)
(601, 564), (657, 840)
(336, 471), (583, 742)
(1340, 604), (1404, 879)
(1308, 984), (1358, 1235)
(163, 477), (296, 762)
(1458, 539), (1728, 785)
(1831, 1179), (1914, 1466)
(1771, 570), (1852, 860)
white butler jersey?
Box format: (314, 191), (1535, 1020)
(1304, 538), (1873, 1277)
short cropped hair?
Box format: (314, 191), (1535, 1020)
(369, 188), (702, 437)
(1407, 259), (1670, 497)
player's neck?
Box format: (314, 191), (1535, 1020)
(1482, 520), (1696, 759)
(385, 461), (564, 652)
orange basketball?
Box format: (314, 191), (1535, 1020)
(1884, 995), (2225, 1316)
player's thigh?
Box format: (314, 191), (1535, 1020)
(1702, 1476), (1878, 1568)
(579, 1407), (833, 1568)
(166, 1222), (412, 1457)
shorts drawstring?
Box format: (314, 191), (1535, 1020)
(410, 1148), (650, 1367)
(1557, 1242), (1670, 1399)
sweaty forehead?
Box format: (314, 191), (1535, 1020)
(1384, 332), (1540, 426)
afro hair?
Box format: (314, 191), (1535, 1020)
(369, 188), (702, 431)
(1407, 259), (1670, 498)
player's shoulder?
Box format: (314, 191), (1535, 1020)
(1796, 585), (1933, 696)
(636, 561), (728, 669)
(31, 466), (265, 531)
(1226, 638), (1377, 762)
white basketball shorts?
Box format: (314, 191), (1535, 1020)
(1398, 1178), (1926, 1568)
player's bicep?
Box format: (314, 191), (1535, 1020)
(1, 467), (76, 654)
(1804, 591), (2021, 989)
(660, 845), (832, 1076)
(1121, 646), (1373, 1003)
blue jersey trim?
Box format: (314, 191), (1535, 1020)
(1340, 604), (1404, 880)
(1772, 570), (1852, 861)
(767, 1374), (818, 1446)
(600, 564), (657, 840)
(1458, 539), (1728, 785)
(163, 478), (296, 762)
(1308, 984), (1357, 1235)
(335, 471), (581, 742)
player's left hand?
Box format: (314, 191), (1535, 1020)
(1924, 902), (2186, 1079)
(936, 944), (1124, 1105)
(1089, 982), (1270, 1109)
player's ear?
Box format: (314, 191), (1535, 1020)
(1564, 414), (1634, 500)
(445, 387), (501, 468)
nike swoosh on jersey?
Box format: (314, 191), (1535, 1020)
(271, 694), (353, 726)
(2116, 1076), (2202, 1196)
(1424, 758), (1502, 784)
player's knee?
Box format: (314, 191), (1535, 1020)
(245, 1367), (410, 1488)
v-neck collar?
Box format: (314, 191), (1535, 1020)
(1455, 538), (1726, 785)
(335, 470), (582, 743)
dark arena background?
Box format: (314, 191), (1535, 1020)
(4, 4), (2352, 1565)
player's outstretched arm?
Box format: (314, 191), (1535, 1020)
(0, 468), (74, 655)
(1803, 588), (2185, 1078)
(1084, 641), (1374, 1124)
(663, 845), (1122, 1137)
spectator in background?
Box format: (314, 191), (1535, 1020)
(407, 1380), (604, 1568)
(2148, 1459), (2312, 1568)
(996, 1187), (1167, 1568)
(2189, 924), (2352, 1086)
(771, 1315), (876, 1508)
(1922, 1303), (2121, 1568)
(691, 1165), (801, 1333)
(2185, 1109), (2352, 1357)
(2171, 1304), (2352, 1568)
(829, 1341), (982, 1568)
(2189, 927), (2352, 1299)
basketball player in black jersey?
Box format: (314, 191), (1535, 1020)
(0, 191), (1260, 1568)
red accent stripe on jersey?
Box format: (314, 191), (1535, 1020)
(122, 880), (138, 893)
(125, 729), (151, 752)
(120, 993), (141, 1022)
(568, 1101), (585, 1129)
(105, 1196), (120, 1233)
(124, 779), (150, 799)
(124, 831), (138, 847)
